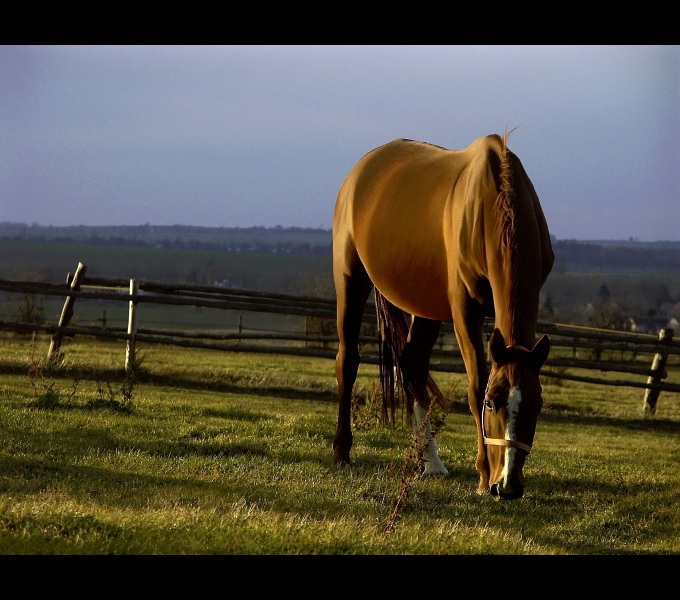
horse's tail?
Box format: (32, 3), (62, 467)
(374, 289), (409, 425)
(374, 289), (447, 425)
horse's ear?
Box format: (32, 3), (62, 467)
(489, 328), (510, 365)
(529, 334), (550, 371)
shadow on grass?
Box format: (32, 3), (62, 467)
(3, 362), (678, 435)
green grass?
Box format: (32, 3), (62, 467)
(0, 334), (678, 554)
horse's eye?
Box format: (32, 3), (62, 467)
(484, 398), (494, 411)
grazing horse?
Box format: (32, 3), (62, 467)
(332, 132), (554, 500)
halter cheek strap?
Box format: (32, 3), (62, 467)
(482, 379), (533, 455)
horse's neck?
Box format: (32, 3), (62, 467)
(493, 307), (537, 349)
(489, 258), (540, 349)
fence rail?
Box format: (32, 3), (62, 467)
(1, 263), (679, 414)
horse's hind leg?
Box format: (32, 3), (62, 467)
(333, 264), (373, 466)
(400, 316), (449, 476)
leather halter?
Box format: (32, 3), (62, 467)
(482, 376), (533, 455)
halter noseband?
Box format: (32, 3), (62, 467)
(482, 377), (533, 455)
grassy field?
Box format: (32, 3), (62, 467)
(0, 334), (679, 555)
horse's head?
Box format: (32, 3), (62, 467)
(482, 328), (550, 500)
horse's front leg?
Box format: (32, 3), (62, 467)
(452, 292), (489, 493)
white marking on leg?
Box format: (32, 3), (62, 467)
(413, 404), (449, 476)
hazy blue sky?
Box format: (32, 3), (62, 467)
(2, 45), (678, 241)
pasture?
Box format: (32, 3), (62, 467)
(0, 334), (679, 554)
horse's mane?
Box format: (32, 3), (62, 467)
(497, 127), (519, 345)
(497, 129), (517, 253)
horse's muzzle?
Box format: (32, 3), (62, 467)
(490, 482), (524, 501)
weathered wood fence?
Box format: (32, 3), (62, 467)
(1, 262), (679, 415)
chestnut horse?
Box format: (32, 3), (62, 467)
(332, 132), (554, 500)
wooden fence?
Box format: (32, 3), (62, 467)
(1, 262), (679, 415)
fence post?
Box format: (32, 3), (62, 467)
(125, 279), (139, 377)
(47, 262), (87, 363)
(642, 327), (674, 416)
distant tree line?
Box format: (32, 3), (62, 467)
(0, 223), (332, 256)
(553, 239), (680, 270)
(3, 234), (331, 256)
(2, 223), (680, 269)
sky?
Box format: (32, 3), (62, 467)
(2, 45), (679, 241)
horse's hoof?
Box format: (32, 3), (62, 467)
(333, 454), (351, 467)
(422, 462), (449, 477)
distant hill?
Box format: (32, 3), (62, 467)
(552, 238), (680, 271)
(1, 222), (679, 270)
(0, 222), (332, 256)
